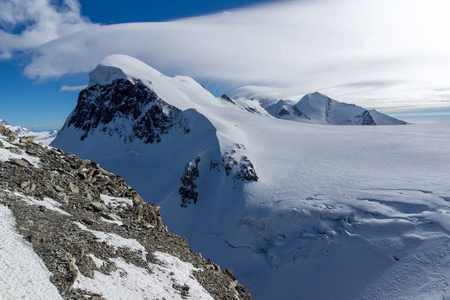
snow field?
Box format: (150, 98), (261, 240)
(52, 55), (450, 300)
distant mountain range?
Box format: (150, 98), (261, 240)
(0, 119), (58, 145)
(262, 92), (407, 125)
(51, 55), (450, 300)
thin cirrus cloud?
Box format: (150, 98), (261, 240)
(5, 0), (450, 109)
(60, 85), (88, 92)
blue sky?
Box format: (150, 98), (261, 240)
(1, 0), (450, 130)
(79, 0), (276, 23)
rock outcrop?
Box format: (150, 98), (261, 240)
(0, 122), (251, 300)
(63, 78), (190, 144)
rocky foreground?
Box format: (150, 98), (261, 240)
(0, 122), (251, 300)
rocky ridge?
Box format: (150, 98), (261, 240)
(0, 122), (251, 300)
(63, 78), (190, 144)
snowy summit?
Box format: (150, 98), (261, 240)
(88, 55), (165, 87)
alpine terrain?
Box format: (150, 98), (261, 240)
(0, 119), (58, 145)
(261, 92), (407, 125)
(52, 54), (450, 300)
(0, 122), (251, 300)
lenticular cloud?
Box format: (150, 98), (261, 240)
(9, 0), (450, 109)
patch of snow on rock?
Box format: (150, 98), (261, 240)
(74, 254), (213, 300)
(13, 192), (71, 216)
(100, 194), (133, 208)
(75, 222), (147, 260)
(100, 217), (123, 226)
(0, 139), (40, 167)
(88, 254), (105, 268)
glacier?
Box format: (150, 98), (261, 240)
(52, 54), (450, 300)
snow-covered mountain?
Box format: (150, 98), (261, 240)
(52, 55), (450, 300)
(249, 92), (406, 125)
(0, 121), (250, 300)
(0, 119), (58, 145)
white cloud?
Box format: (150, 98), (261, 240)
(0, 0), (96, 58)
(60, 85), (87, 92)
(8, 0), (450, 109)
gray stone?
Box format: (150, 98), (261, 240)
(57, 192), (69, 204)
(9, 147), (23, 155)
(11, 158), (29, 167)
(68, 182), (79, 194)
(26, 149), (38, 156)
(90, 202), (108, 212)
(54, 185), (65, 193)
(19, 136), (35, 144)
(100, 212), (122, 222)
(21, 181), (31, 189)
(82, 218), (96, 225)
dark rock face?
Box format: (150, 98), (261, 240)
(221, 94), (236, 105)
(179, 156), (201, 207)
(270, 100), (311, 120)
(277, 108), (290, 117)
(64, 79), (190, 143)
(0, 123), (252, 300)
(356, 110), (376, 125)
(235, 156), (258, 182)
(292, 106), (310, 120)
(210, 145), (258, 186)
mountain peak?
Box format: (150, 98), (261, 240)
(301, 92), (333, 105)
(308, 91), (327, 98)
(89, 54), (163, 87)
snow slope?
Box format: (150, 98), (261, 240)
(53, 55), (450, 300)
(369, 108), (408, 125)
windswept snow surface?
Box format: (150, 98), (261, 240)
(53, 55), (450, 300)
(0, 205), (62, 300)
